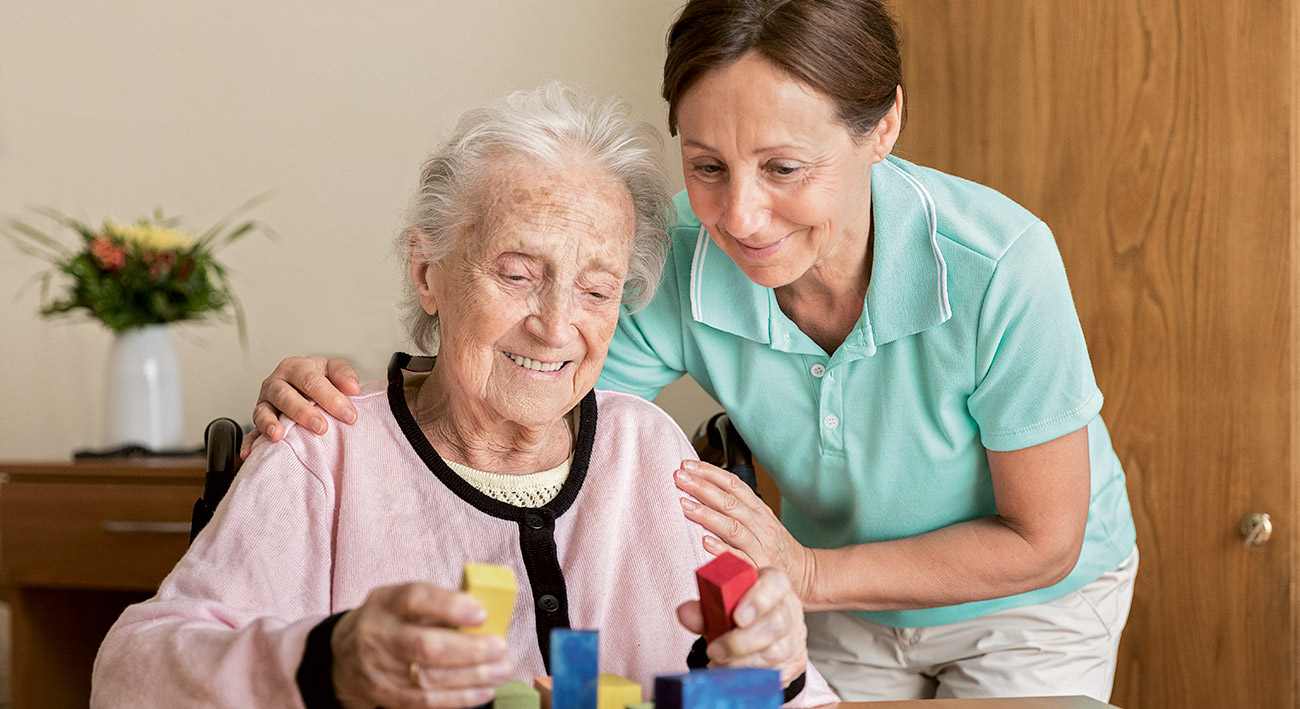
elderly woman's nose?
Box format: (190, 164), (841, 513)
(722, 177), (770, 240)
(525, 291), (577, 345)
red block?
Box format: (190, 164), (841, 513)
(695, 551), (758, 643)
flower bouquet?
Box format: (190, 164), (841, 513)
(4, 199), (269, 344)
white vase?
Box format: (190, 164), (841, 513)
(104, 324), (184, 450)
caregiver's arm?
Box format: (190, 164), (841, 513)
(676, 426), (1090, 611)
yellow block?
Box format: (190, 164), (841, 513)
(597, 673), (642, 709)
(460, 563), (517, 637)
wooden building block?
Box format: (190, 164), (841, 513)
(493, 679), (540, 709)
(653, 668), (780, 709)
(625, 704), (656, 709)
(597, 673), (642, 709)
(460, 563), (517, 637)
(533, 676), (553, 709)
(550, 628), (599, 709)
(695, 552), (758, 642)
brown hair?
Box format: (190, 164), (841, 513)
(663, 0), (905, 138)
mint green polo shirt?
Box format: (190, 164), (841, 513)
(597, 156), (1136, 627)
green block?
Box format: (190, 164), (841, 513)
(625, 703), (655, 709)
(493, 679), (540, 709)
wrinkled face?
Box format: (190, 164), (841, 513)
(676, 52), (895, 289)
(412, 156), (636, 429)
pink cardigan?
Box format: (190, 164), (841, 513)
(91, 354), (836, 708)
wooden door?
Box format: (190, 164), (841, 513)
(891, 1), (1297, 706)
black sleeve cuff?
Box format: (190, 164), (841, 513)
(686, 635), (710, 669)
(296, 611), (348, 709)
(783, 670), (807, 703)
(684, 636), (807, 704)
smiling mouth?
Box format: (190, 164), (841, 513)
(505, 352), (568, 373)
(734, 235), (789, 257)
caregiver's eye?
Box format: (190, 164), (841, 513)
(691, 162), (726, 180)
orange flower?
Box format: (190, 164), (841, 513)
(90, 236), (126, 272)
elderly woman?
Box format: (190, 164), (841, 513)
(90, 84), (836, 709)
(248, 0), (1139, 702)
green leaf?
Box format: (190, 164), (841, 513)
(25, 206), (98, 240)
(196, 192), (273, 249)
(3, 218), (74, 259)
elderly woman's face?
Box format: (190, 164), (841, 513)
(676, 52), (898, 289)
(414, 157), (635, 428)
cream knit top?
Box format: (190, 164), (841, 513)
(444, 457), (570, 508)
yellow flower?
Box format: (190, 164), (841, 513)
(106, 220), (196, 252)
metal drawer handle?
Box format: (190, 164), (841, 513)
(101, 520), (192, 535)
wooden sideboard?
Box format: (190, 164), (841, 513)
(0, 459), (204, 709)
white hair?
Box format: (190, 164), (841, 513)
(399, 82), (673, 353)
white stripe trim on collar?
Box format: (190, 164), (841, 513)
(880, 159), (952, 321)
(689, 224), (709, 322)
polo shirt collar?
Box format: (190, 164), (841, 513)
(688, 156), (952, 356)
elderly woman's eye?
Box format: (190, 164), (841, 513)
(768, 162), (801, 177)
(692, 163), (724, 177)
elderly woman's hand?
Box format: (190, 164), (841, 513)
(240, 356), (362, 459)
(674, 460), (818, 604)
(330, 582), (513, 709)
(676, 567), (809, 686)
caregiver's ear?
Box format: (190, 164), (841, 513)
(865, 85), (904, 164)
(407, 229), (438, 316)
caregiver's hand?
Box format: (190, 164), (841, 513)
(331, 582), (513, 709)
(675, 460), (817, 604)
(241, 355), (361, 459)
(676, 567), (809, 686)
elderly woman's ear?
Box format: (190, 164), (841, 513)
(408, 229), (439, 317)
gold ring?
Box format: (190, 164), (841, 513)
(408, 661), (422, 688)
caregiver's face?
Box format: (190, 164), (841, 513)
(676, 52), (890, 289)
(417, 156), (635, 428)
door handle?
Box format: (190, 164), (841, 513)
(1239, 513), (1272, 546)
(101, 520), (192, 535)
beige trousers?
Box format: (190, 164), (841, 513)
(805, 548), (1138, 702)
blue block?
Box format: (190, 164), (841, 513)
(653, 668), (782, 709)
(550, 628), (599, 709)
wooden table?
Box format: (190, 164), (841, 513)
(0, 459), (205, 709)
(827, 698), (1116, 707)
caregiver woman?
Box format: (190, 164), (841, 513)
(249, 0), (1137, 701)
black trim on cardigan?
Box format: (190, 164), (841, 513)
(295, 612), (347, 709)
(386, 352), (597, 671)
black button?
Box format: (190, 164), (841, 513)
(537, 594), (560, 613)
(524, 512), (545, 529)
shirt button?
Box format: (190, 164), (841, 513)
(524, 512), (545, 529)
(810, 364), (826, 378)
(537, 594), (561, 613)
(823, 414), (840, 430)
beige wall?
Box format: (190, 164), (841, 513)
(0, 0), (720, 460)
